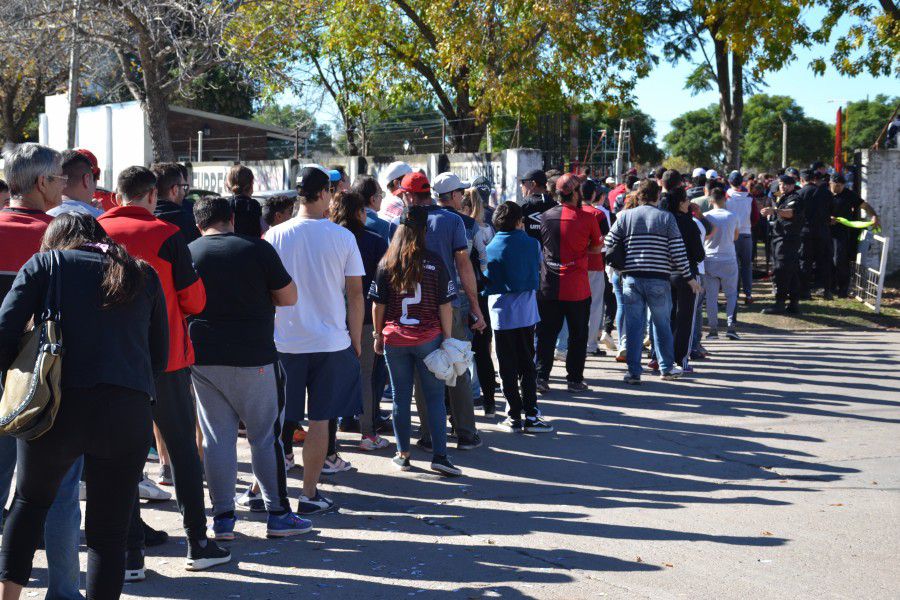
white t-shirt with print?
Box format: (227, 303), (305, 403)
(264, 217), (365, 354)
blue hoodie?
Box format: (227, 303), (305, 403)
(483, 229), (541, 295)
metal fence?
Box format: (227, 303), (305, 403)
(852, 231), (890, 313)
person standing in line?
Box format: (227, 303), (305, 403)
(0, 179), (10, 208)
(186, 196), (312, 541)
(519, 169), (556, 239)
(370, 206), (462, 476)
(48, 149), (103, 218)
(225, 165), (263, 238)
(702, 188), (741, 339)
(264, 165), (365, 515)
(378, 161), (413, 221)
(725, 170), (754, 305)
(535, 173), (602, 393)
(329, 190), (391, 451)
(761, 175), (805, 314)
(605, 179), (699, 384)
(389, 172), (486, 452)
(99, 167), (231, 577)
(151, 162), (199, 244)
(484, 202), (552, 433)
(0, 213), (168, 600)
(797, 169), (834, 300)
(353, 174), (391, 241)
(0, 143), (83, 600)
(261, 195), (296, 232)
(579, 178), (610, 358)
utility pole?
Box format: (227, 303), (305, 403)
(486, 122), (493, 153)
(65, 0), (83, 148)
(614, 118), (627, 182)
(197, 130), (204, 163)
(441, 118), (447, 154)
(779, 114), (787, 169)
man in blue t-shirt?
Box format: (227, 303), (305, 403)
(388, 172), (486, 451)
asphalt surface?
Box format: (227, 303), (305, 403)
(21, 328), (900, 599)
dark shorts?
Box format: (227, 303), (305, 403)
(278, 347), (363, 422)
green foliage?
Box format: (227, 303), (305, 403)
(741, 94), (833, 169)
(175, 66), (261, 120)
(663, 105), (724, 167)
(254, 103), (333, 153)
(811, 0), (900, 78)
(845, 94), (899, 149)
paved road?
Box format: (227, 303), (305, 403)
(22, 328), (900, 599)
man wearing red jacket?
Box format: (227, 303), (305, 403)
(99, 166), (230, 577)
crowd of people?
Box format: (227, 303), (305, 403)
(0, 142), (880, 599)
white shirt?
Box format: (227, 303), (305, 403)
(47, 197), (103, 218)
(725, 188), (753, 235)
(264, 217), (365, 354)
(692, 217), (706, 275)
(378, 193), (405, 220)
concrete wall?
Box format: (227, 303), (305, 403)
(858, 149), (900, 272)
(188, 160), (298, 195)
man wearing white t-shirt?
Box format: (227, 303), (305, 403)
(265, 164), (365, 515)
(725, 170), (754, 304)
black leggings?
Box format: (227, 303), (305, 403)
(471, 294), (496, 410)
(0, 385), (152, 599)
(670, 278), (697, 368)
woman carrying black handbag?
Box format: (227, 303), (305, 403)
(0, 213), (168, 600)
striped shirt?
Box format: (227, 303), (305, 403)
(604, 204), (692, 280)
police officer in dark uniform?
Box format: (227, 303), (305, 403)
(797, 169), (834, 300)
(830, 173), (880, 297)
(761, 175), (804, 314)
(519, 169), (556, 240)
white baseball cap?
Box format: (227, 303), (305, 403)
(380, 161), (413, 187)
(692, 167), (706, 178)
(706, 169), (719, 180)
(432, 172), (470, 195)
(604, 177), (615, 185)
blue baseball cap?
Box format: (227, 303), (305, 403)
(328, 170), (342, 182)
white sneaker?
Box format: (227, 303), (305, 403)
(661, 366), (684, 380)
(138, 474), (172, 501)
(600, 331), (617, 351)
(358, 435), (390, 451)
(285, 454), (296, 471)
(78, 481), (86, 501)
(321, 454), (352, 474)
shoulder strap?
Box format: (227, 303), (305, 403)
(41, 251), (62, 323)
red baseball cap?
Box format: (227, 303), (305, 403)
(399, 172), (430, 194)
(74, 148), (101, 179)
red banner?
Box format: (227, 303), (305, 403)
(834, 107), (844, 173)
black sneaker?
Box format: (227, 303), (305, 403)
(567, 381), (589, 393)
(786, 304), (800, 314)
(524, 417), (553, 433)
(761, 305), (785, 314)
(430, 455), (462, 477)
(502, 417), (523, 432)
(124, 548), (145, 582)
(142, 521), (169, 547)
(186, 539), (231, 571)
(415, 437), (433, 453)
(456, 434), (483, 450)
(725, 329), (741, 340)
(623, 374), (641, 385)
(590, 348), (607, 356)
(706, 331), (719, 340)
(535, 378), (550, 393)
(392, 453), (411, 471)
(296, 492), (335, 515)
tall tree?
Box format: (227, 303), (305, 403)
(741, 94), (832, 169)
(663, 104), (724, 168)
(812, 0), (899, 77)
(844, 94), (899, 149)
(175, 65), (262, 121)
(236, 0), (654, 152)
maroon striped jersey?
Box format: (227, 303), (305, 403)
(369, 250), (456, 346)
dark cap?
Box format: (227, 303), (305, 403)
(785, 167), (800, 178)
(297, 165), (330, 197)
(399, 172), (430, 194)
(800, 168), (817, 181)
(830, 173), (846, 184)
(521, 169), (547, 186)
(779, 175), (796, 185)
(727, 170), (743, 185)
(810, 161), (826, 171)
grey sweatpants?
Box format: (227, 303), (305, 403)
(704, 258), (738, 331)
(192, 363), (289, 516)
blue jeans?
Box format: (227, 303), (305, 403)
(0, 436), (83, 600)
(736, 233), (753, 297)
(384, 336), (448, 459)
(610, 271), (626, 350)
(623, 276), (674, 377)
(556, 321), (569, 352)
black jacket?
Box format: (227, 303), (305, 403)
(0, 249), (168, 398)
(521, 192), (556, 240)
(797, 183), (833, 237)
(229, 195), (263, 238)
(155, 198), (200, 244)
(770, 190), (804, 242)
(672, 211), (704, 279)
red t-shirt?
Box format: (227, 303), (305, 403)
(538, 204), (602, 302)
(368, 251), (456, 346)
(580, 204), (607, 271)
(0, 207), (53, 300)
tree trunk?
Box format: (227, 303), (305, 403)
(144, 87), (175, 162)
(449, 117), (485, 152)
(344, 119), (359, 156)
(711, 38), (744, 170)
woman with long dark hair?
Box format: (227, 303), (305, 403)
(330, 191), (391, 451)
(369, 206), (461, 476)
(0, 213), (168, 599)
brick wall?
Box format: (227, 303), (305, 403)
(858, 149), (900, 273)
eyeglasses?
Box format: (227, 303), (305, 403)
(45, 174), (68, 184)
